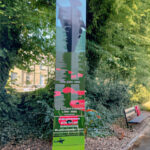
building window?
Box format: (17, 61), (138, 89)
(26, 74), (30, 85)
(40, 75), (44, 85)
(40, 65), (44, 70)
(40, 65), (47, 70)
(11, 72), (17, 84)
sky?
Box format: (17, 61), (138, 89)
(56, 0), (86, 27)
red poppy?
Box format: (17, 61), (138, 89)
(70, 100), (85, 111)
(56, 68), (61, 71)
(78, 73), (83, 78)
(68, 71), (73, 74)
(54, 91), (61, 97)
(62, 87), (76, 94)
(58, 116), (79, 126)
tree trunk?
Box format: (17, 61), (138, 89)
(0, 19), (21, 93)
(0, 58), (11, 92)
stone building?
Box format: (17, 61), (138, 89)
(8, 64), (54, 92)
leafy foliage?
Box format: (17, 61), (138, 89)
(85, 1), (150, 135)
(18, 80), (54, 139)
(85, 75), (131, 137)
(0, 79), (54, 146)
(130, 84), (150, 104)
(0, 0), (56, 92)
(87, 0), (150, 86)
(0, 0), (56, 131)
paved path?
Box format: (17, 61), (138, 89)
(133, 114), (150, 150)
(134, 137), (150, 150)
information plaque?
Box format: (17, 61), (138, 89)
(52, 0), (86, 149)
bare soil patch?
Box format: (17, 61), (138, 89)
(1, 139), (52, 150)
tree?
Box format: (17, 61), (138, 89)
(0, 0), (55, 92)
(86, 0), (150, 87)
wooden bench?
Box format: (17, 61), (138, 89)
(124, 106), (147, 128)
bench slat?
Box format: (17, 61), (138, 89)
(126, 111), (136, 118)
(125, 107), (135, 113)
(128, 114), (147, 123)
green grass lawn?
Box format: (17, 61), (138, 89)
(52, 136), (85, 150)
(143, 101), (150, 111)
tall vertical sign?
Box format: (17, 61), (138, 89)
(52, 0), (86, 149)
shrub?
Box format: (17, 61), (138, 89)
(85, 76), (131, 137)
(0, 79), (54, 146)
(18, 79), (55, 139)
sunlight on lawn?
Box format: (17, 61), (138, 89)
(143, 101), (150, 111)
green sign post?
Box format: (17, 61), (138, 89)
(52, 0), (86, 149)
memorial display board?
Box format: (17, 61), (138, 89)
(52, 0), (86, 149)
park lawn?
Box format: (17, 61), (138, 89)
(142, 101), (150, 111)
